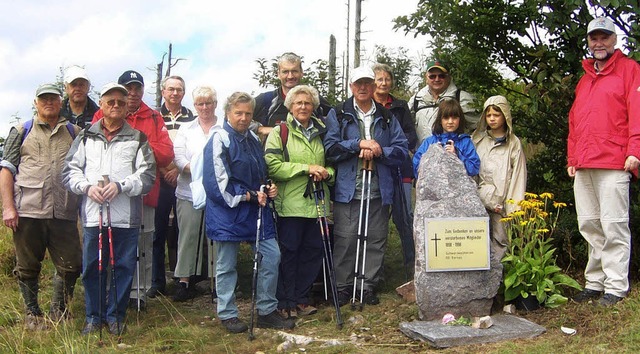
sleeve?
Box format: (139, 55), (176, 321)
(323, 109), (361, 164)
(0, 127), (23, 175)
(203, 132), (246, 208)
(505, 144), (528, 215)
(566, 88), (579, 167)
(413, 136), (436, 178)
(396, 102), (418, 151)
(62, 130), (90, 195)
(173, 125), (189, 172)
(457, 137), (481, 177)
(376, 116), (409, 167)
(624, 63), (640, 160)
(120, 136), (157, 197)
(147, 112), (174, 168)
(264, 125), (309, 182)
(460, 90), (480, 133)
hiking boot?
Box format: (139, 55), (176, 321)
(257, 310), (295, 329)
(278, 308), (297, 319)
(48, 307), (70, 322)
(572, 288), (603, 303)
(108, 321), (126, 336)
(147, 286), (165, 299)
(81, 322), (102, 335)
(25, 312), (47, 331)
(221, 317), (248, 333)
(173, 282), (195, 302)
(598, 293), (623, 307)
(363, 290), (380, 305)
(296, 304), (317, 316)
(337, 290), (352, 307)
(128, 298), (146, 310)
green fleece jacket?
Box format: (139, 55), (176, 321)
(265, 113), (334, 218)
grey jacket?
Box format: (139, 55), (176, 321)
(409, 80), (479, 143)
(63, 120), (156, 228)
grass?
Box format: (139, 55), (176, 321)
(2, 222), (640, 353)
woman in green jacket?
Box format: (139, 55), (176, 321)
(265, 85), (334, 319)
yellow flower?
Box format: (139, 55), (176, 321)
(553, 202), (567, 208)
(520, 221), (528, 226)
(539, 192), (554, 200)
(506, 199), (516, 205)
(537, 228), (550, 234)
(500, 217), (512, 223)
(525, 192), (539, 199)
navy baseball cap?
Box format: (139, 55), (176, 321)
(118, 70), (144, 86)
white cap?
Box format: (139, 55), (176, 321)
(100, 82), (128, 98)
(64, 65), (90, 84)
(587, 17), (615, 35)
(350, 66), (375, 83)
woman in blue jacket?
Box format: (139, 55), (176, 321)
(202, 92), (294, 334)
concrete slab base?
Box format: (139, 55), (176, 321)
(399, 314), (546, 348)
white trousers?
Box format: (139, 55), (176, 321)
(574, 169), (631, 297)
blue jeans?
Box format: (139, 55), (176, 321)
(152, 181), (177, 289)
(391, 181), (415, 267)
(215, 238), (280, 320)
(82, 226), (138, 325)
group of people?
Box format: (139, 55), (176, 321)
(1, 16), (637, 339)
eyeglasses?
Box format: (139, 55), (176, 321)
(293, 101), (313, 108)
(165, 87), (184, 93)
(195, 101), (215, 107)
(428, 73), (448, 80)
(105, 99), (126, 107)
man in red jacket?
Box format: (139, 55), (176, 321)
(93, 70), (174, 308)
(567, 17), (640, 307)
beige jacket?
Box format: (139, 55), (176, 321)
(471, 95), (527, 215)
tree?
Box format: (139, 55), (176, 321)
(394, 0), (640, 270)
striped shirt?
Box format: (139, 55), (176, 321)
(160, 103), (195, 141)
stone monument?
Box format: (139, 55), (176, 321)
(413, 144), (502, 321)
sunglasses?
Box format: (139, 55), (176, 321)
(428, 73), (448, 80)
(105, 99), (126, 107)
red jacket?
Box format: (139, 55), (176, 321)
(93, 102), (174, 207)
(567, 49), (640, 177)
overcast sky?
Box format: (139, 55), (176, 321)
(0, 0), (430, 137)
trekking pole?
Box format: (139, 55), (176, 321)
(248, 184), (266, 341)
(192, 212), (205, 297)
(352, 159), (373, 311)
(103, 175), (122, 337)
(97, 180), (105, 343)
(396, 167), (410, 282)
(209, 238), (215, 304)
(312, 178), (343, 329)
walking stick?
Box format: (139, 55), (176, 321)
(248, 184), (266, 341)
(396, 167), (411, 282)
(103, 175), (122, 337)
(312, 178), (343, 329)
(97, 180), (105, 342)
(209, 238), (215, 304)
(352, 159), (374, 311)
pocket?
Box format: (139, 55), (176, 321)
(14, 179), (45, 210)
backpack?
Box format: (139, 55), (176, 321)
(21, 119), (76, 144)
(412, 88), (461, 115)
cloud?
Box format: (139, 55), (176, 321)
(0, 0), (428, 137)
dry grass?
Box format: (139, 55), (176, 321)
(2, 223), (640, 353)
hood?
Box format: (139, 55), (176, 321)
(477, 95), (513, 135)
